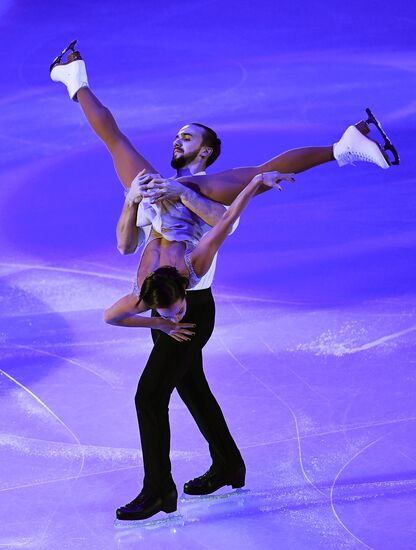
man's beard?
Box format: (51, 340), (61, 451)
(170, 149), (200, 169)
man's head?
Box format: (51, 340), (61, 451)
(171, 123), (221, 170)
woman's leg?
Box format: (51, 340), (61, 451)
(76, 88), (158, 188)
(181, 117), (389, 204)
(260, 145), (334, 174)
(180, 145), (334, 205)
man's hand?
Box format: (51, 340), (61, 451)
(139, 175), (187, 204)
(154, 317), (196, 342)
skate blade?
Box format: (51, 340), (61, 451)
(180, 488), (249, 503)
(365, 107), (400, 165)
(114, 512), (184, 530)
(49, 39), (78, 72)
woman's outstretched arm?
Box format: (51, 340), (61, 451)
(189, 171), (295, 277)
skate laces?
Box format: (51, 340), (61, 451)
(125, 491), (147, 508)
(339, 145), (380, 164)
(192, 468), (216, 482)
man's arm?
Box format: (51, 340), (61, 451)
(116, 198), (140, 254)
(180, 186), (226, 226)
(116, 170), (154, 254)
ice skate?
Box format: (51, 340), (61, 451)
(365, 107), (400, 165)
(115, 487), (178, 521)
(183, 464), (246, 496)
(50, 39), (89, 102)
(333, 108), (399, 169)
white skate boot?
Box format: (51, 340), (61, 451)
(334, 125), (390, 169)
(333, 108), (400, 169)
(50, 40), (89, 102)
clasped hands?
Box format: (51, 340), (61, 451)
(125, 169), (185, 206)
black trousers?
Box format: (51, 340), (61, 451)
(135, 288), (244, 495)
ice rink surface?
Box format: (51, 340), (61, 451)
(0, 1), (415, 548)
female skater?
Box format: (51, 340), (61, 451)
(50, 42), (398, 338)
(104, 169), (294, 340)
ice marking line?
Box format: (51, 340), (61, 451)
(0, 261), (304, 305)
(238, 416), (416, 453)
(330, 434), (389, 550)
(0, 541), (34, 548)
(398, 449), (416, 467)
(0, 464), (141, 494)
(0, 263), (303, 305)
(0, 434), (201, 493)
(299, 323), (416, 357)
(0, 370), (86, 546)
(0, 337), (150, 350)
(221, 291), (305, 306)
(217, 335), (327, 498)
(0, 261), (131, 283)
(8, 343), (115, 387)
(0, 433), (198, 462)
(260, 337), (329, 403)
(0, 369), (85, 477)
(227, 295), (244, 319)
(345, 325), (416, 353)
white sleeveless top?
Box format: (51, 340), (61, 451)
(133, 171), (239, 291)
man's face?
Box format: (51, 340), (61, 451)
(171, 124), (206, 169)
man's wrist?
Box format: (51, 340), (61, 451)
(180, 186), (194, 203)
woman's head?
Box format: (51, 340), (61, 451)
(140, 266), (188, 321)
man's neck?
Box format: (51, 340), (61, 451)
(175, 159), (207, 177)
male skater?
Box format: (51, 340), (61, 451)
(114, 123), (246, 522)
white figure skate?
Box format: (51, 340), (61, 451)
(50, 39), (89, 102)
(334, 108), (399, 169)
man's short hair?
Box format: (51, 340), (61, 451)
(191, 123), (221, 167)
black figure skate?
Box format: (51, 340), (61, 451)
(364, 108), (400, 166)
(49, 39), (80, 72)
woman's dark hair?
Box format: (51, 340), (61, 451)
(191, 123), (221, 167)
(139, 266), (188, 309)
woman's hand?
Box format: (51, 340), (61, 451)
(125, 169), (154, 206)
(254, 171), (295, 191)
(154, 317), (196, 342)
